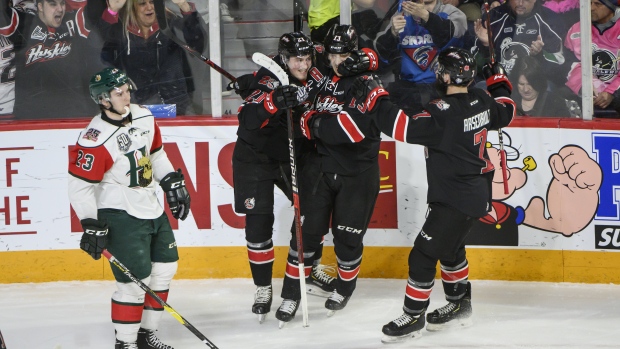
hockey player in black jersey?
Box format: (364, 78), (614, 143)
(233, 31), (378, 324)
(351, 47), (515, 343)
(275, 24), (385, 327)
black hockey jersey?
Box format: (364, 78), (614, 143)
(236, 56), (327, 162)
(375, 88), (515, 218)
(309, 72), (383, 176)
(0, 7), (101, 119)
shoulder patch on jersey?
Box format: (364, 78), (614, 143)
(258, 75), (280, 90)
(82, 128), (101, 142)
(429, 99), (450, 111)
(116, 133), (132, 152)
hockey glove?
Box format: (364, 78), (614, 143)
(160, 169), (191, 220)
(80, 218), (108, 260)
(337, 48), (379, 77)
(267, 85), (305, 110)
(483, 62), (513, 97)
(350, 75), (388, 112)
(226, 73), (255, 100)
(300, 109), (318, 139)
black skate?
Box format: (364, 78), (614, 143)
(325, 290), (350, 317)
(275, 299), (299, 329)
(381, 311), (426, 343)
(137, 328), (174, 349)
(426, 283), (472, 331)
(115, 339), (139, 349)
(306, 264), (336, 298)
(252, 285), (273, 323)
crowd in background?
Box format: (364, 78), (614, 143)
(0, 0), (617, 120)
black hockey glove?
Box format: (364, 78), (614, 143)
(270, 85), (306, 110)
(350, 75), (388, 112)
(483, 62), (513, 97)
(226, 73), (255, 100)
(337, 48), (379, 77)
(160, 169), (191, 220)
(80, 218), (108, 260)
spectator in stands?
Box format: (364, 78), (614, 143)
(565, 0), (620, 117)
(472, 0), (564, 78)
(308, 0), (378, 45)
(373, 0), (467, 111)
(512, 56), (570, 116)
(441, 0), (483, 21)
(541, 0), (579, 40)
(0, 0), (103, 119)
(100, 0), (204, 115)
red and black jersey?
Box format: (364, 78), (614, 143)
(375, 88), (515, 218)
(309, 71), (384, 176)
(236, 56), (328, 162)
(0, 7), (100, 119)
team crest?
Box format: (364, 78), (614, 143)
(430, 99), (450, 110)
(137, 156), (153, 187)
(82, 128), (101, 141)
(258, 76), (280, 90)
(117, 133), (132, 152)
(244, 197), (255, 209)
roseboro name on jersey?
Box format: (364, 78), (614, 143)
(68, 104), (174, 221)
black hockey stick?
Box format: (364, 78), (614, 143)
(102, 250), (219, 348)
(251, 52), (310, 327)
(0, 329), (6, 349)
(153, 0), (237, 82)
(483, 1), (509, 194)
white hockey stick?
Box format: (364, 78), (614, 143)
(251, 52), (309, 328)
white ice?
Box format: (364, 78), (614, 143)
(2, 279), (619, 349)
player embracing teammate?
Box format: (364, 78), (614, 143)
(352, 47), (515, 342)
(232, 29), (379, 324)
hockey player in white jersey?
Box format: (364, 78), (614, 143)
(68, 67), (191, 349)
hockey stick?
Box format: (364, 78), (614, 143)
(152, 0), (237, 82)
(251, 52), (310, 328)
(293, 0), (304, 32)
(483, 1), (509, 195)
(0, 329), (6, 349)
(102, 250), (219, 349)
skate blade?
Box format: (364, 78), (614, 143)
(306, 285), (332, 298)
(278, 320), (288, 329)
(381, 330), (422, 344)
(326, 309), (336, 317)
(257, 313), (267, 324)
(426, 317), (473, 332)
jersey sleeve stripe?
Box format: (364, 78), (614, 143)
(392, 110), (408, 142)
(151, 122), (163, 154)
(337, 111), (365, 143)
(0, 9), (19, 36)
(68, 171), (102, 184)
(76, 7), (90, 38)
(495, 96), (517, 119)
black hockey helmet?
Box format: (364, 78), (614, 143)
(278, 32), (314, 58)
(323, 24), (358, 54)
(436, 47), (476, 86)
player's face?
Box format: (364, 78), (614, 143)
(517, 75), (538, 101)
(591, 0), (614, 23)
(286, 55), (312, 81)
(509, 0), (536, 16)
(135, 0), (156, 28)
(328, 53), (352, 77)
(38, 0), (65, 28)
(108, 84), (132, 113)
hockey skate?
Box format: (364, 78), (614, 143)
(137, 328), (174, 349)
(325, 290), (350, 317)
(252, 285), (273, 323)
(426, 283), (472, 331)
(381, 311), (426, 343)
(306, 264), (336, 298)
(275, 299), (299, 329)
(115, 339), (139, 349)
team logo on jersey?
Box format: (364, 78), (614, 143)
(315, 96), (343, 113)
(136, 156), (153, 187)
(244, 197), (255, 209)
(25, 42), (72, 66)
(124, 146), (153, 188)
(82, 128), (101, 141)
(117, 133), (132, 152)
(593, 47), (619, 82)
(404, 46), (438, 71)
(430, 99), (450, 110)
(31, 26), (47, 41)
(499, 38), (530, 73)
(258, 76), (280, 90)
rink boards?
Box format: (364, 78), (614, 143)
(0, 117), (619, 283)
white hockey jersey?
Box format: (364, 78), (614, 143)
(68, 104), (174, 220)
